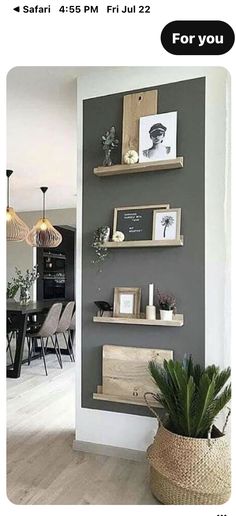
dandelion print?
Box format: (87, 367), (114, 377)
(161, 215), (174, 238)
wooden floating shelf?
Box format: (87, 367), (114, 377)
(93, 386), (160, 407)
(99, 236), (184, 248)
(93, 314), (184, 327)
(94, 157), (184, 177)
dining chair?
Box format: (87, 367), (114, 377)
(27, 302), (63, 376)
(68, 309), (76, 359)
(54, 301), (75, 362)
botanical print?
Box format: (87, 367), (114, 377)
(161, 214), (175, 238)
(153, 209), (180, 241)
(119, 294), (134, 314)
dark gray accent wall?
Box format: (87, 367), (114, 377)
(82, 77), (205, 416)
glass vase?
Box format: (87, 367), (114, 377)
(103, 149), (112, 167)
(19, 287), (31, 305)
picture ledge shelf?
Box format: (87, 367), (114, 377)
(93, 386), (160, 407)
(99, 236), (184, 248)
(93, 314), (184, 327)
(93, 157), (184, 177)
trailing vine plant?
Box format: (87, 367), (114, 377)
(91, 226), (110, 264)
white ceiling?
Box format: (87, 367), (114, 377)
(7, 67), (82, 212)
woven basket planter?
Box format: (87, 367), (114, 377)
(147, 423), (231, 505)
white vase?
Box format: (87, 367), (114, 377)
(160, 310), (173, 321)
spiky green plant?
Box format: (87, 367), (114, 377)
(148, 356), (231, 438)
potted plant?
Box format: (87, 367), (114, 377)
(157, 291), (176, 321)
(144, 355), (231, 505)
(14, 266), (39, 305)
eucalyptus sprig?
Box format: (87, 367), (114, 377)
(7, 279), (19, 299)
(101, 126), (119, 152)
(13, 266), (39, 290)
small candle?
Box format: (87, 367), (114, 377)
(149, 283), (154, 306)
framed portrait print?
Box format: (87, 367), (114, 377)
(139, 111), (177, 163)
(152, 208), (181, 241)
(113, 287), (141, 318)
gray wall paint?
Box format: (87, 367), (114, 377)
(82, 77), (205, 416)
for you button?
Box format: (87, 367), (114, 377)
(161, 20), (235, 55)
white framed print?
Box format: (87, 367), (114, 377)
(152, 208), (181, 241)
(139, 111), (177, 163)
(113, 287), (141, 318)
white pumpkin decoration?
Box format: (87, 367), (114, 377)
(112, 231), (125, 242)
(124, 149), (139, 165)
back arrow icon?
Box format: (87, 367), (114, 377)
(13, 6), (20, 12)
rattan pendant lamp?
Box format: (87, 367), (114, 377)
(26, 187), (62, 247)
(6, 170), (29, 241)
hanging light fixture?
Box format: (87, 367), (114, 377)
(26, 186), (62, 247)
(6, 170), (29, 242)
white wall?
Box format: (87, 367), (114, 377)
(76, 67), (230, 451)
(7, 67), (77, 212)
(7, 67), (78, 299)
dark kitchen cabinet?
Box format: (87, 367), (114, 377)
(37, 226), (75, 301)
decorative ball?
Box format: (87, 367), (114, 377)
(112, 231), (125, 242)
(124, 150), (139, 165)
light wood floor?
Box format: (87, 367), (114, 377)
(7, 354), (157, 505)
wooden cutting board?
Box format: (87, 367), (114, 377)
(102, 344), (172, 400)
(122, 89), (158, 162)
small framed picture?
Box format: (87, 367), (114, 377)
(113, 287), (141, 318)
(152, 208), (181, 241)
(139, 111), (177, 163)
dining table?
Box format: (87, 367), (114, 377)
(7, 299), (70, 378)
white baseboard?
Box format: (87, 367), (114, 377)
(73, 439), (146, 462)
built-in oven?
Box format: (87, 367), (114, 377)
(43, 276), (66, 299)
(43, 252), (66, 275)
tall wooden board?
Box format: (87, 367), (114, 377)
(122, 90), (158, 162)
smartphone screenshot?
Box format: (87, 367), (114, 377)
(0, 2), (234, 515)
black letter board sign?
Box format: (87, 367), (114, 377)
(113, 204), (169, 241)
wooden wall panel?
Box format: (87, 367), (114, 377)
(122, 90), (158, 161)
(102, 345), (173, 400)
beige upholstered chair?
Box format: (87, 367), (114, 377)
(68, 309), (76, 359)
(55, 301), (75, 362)
(27, 302), (63, 376)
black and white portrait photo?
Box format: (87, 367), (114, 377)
(139, 112), (177, 163)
